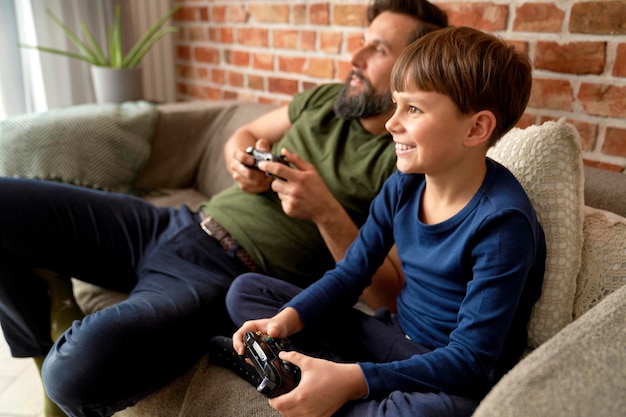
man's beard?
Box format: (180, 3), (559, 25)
(334, 71), (393, 119)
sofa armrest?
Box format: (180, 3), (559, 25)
(133, 100), (239, 191)
(472, 283), (626, 417)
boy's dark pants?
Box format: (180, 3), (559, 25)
(0, 178), (248, 417)
(226, 273), (480, 417)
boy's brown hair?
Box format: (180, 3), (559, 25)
(390, 26), (532, 146)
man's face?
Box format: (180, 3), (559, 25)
(335, 11), (421, 119)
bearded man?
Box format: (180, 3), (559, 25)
(0, 1), (447, 416)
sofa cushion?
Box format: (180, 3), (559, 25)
(0, 101), (157, 190)
(574, 206), (626, 319)
(487, 118), (584, 348)
(471, 283), (626, 417)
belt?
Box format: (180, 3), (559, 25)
(198, 210), (259, 272)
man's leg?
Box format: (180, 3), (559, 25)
(0, 178), (170, 416)
(42, 208), (248, 417)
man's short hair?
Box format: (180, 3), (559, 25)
(367, 0), (449, 44)
(390, 26), (532, 145)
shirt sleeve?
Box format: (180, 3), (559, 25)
(359, 209), (541, 398)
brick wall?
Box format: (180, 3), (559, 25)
(173, 0), (626, 172)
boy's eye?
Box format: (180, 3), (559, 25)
(408, 106), (420, 114)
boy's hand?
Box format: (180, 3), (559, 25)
(232, 307), (303, 355)
(269, 352), (368, 417)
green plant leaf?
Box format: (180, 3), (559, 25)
(122, 5), (181, 68)
(19, 44), (98, 65)
(124, 27), (178, 68)
(44, 9), (99, 63)
(108, 5), (123, 68)
(80, 22), (108, 65)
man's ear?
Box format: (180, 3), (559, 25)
(465, 110), (496, 148)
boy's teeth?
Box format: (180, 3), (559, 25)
(395, 143), (413, 151)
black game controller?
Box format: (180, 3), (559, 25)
(244, 147), (289, 179)
(243, 331), (301, 398)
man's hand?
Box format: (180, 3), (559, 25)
(229, 139), (274, 194)
(269, 352), (368, 417)
(259, 149), (339, 223)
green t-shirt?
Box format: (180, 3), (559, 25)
(202, 83), (397, 287)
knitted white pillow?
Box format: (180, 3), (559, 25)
(574, 206), (626, 319)
(487, 118), (584, 348)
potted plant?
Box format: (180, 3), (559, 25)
(21, 4), (182, 103)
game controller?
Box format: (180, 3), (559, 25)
(244, 146), (289, 179)
(243, 331), (301, 398)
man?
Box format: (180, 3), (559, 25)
(0, 1), (447, 416)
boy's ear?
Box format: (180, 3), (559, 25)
(465, 111), (496, 148)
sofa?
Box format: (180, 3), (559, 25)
(2, 100), (625, 416)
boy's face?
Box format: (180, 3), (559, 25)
(337, 12), (422, 118)
(386, 89), (476, 175)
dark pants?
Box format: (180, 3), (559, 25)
(226, 273), (480, 417)
(0, 178), (249, 417)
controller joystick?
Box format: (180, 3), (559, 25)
(243, 331), (301, 398)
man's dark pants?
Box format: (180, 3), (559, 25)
(0, 178), (247, 417)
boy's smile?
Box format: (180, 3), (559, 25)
(386, 89), (476, 177)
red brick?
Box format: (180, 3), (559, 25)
(279, 56), (306, 73)
(227, 5), (249, 23)
(189, 26), (206, 41)
(528, 78), (574, 111)
(570, 2), (626, 34)
(293, 5), (307, 25)
(249, 4), (290, 23)
(337, 60), (352, 81)
(305, 57), (335, 79)
(207, 27), (219, 42)
(211, 68), (225, 85)
(300, 31), (317, 51)
(440, 2), (508, 32)
(199, 7), (209, 22)
(582, 159), (625, 173)
(253, 53), (274, 71)
(513, 3), (564, 33)
(224, 90), (238, 100)
(196, 67), (209, 81)
(177, 6), (199, 22)
(211, 5), (226, 23)
(614, 44), (626, 77)
(228, 50), (250, 67)
(220, 27), (234, 44)
(175, 64), (193, 79)
(274, 30), (298, 49)
(311, 3), (330, 25)
(237, 28), (269, 47)
(194, 46), (219, 64)
(204, 86), (222, 100)
(507, 40), (529, 55)
(534, 42), (606, 74)
(578, 83), (626, 118)
(516, 113), (536, 129)
(176, 45), (191, 61)
(345, 33), (362, 54)
(603, 127), (626, 157)
(333, 5), (367, 27)
(228, 71), (244, 87)
(320, 31), (342, 54)
(268, 77), (298, 95)
(248, 74), (265, 90)
(570, 120), (598, 152)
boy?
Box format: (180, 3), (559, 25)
(225, 26), (546, 417)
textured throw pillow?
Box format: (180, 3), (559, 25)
(0, 101), (158, 190)
(487, 118), (584, 348)
(574, 206), (626, 319)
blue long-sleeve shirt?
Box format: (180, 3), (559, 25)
(285, 159), (546, 398)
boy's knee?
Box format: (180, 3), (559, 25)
(225, 273), (263, 323)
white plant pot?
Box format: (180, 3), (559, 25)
(91, 66), (144, 104)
